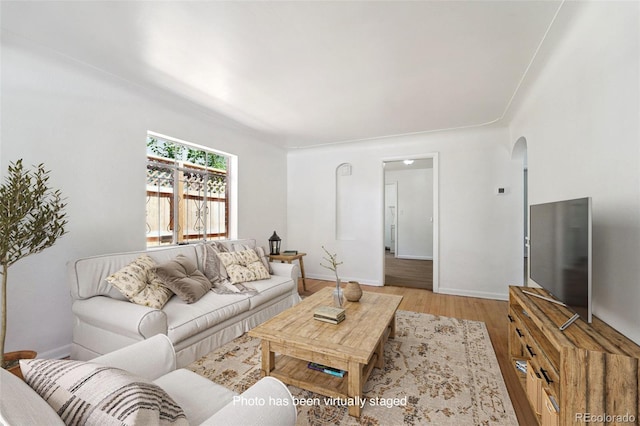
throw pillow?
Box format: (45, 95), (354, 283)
(216, 249), (270, 284)
(129, 270), (174, 309)
(106, 255), (173, 309)
(20, 359), (188, 426)
(155, 254), (211, 303)
(232, 243), (273, 274)
(200, 243), (229, 284)
(106, 255), (154, 299)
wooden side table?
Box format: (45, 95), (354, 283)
(269, 252), (307, 291)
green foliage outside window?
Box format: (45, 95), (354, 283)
(147, 136), (227, 170)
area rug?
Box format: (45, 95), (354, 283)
(187, 311), (517, 425)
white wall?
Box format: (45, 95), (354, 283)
(385, 168), (433, 259)
(509, 1), (640, 343)
(287, 126), (523, 300)
(0, 33), (288, 358)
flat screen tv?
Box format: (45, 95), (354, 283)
(529, 197), (592, 323)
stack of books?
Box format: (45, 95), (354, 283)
(307, 362), (346, 378)
(313, 306), (346, 324)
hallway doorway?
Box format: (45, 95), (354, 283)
(383, 157), (437, 290)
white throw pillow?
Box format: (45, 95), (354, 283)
(20, 359), (188, 426)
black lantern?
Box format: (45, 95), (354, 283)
(269, 231), (281, 255)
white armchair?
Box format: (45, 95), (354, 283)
(0, 334), (297, 426)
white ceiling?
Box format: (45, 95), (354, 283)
(1, 1), (564, 148)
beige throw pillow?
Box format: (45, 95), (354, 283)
(130, 270), (174, 309)
(155, 254), (211, 303)
(106, 255), (173, 309)
(217, 249), (270, 284)
(232, 243), (273, 274)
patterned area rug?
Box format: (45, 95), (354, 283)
(187, 311), (517, 425)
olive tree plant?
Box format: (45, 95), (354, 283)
(0, 160), (67, 368)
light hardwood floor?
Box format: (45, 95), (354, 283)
(298, 278), (536, 426)
(384, 251), (433, 290)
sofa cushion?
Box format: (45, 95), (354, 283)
(20, 359), (188, 426)
(162, 291), (251, 344)
(68, 245), (198, 301)
(106, 255), (173, 309)
(217, 250), (270, 284)
(156, 255), (211, 303)
(154, 369), (237, 425)
(246, 274), (297, 309)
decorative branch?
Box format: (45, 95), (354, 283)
(320, 245), (343, 282)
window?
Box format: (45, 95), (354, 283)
(146, 133), (230, 247)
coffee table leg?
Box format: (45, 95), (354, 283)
(348, 360), (363, 417)
(390, 314), (397, 339)
(375, 339), (385, 369)
(260, 340), (275, 377)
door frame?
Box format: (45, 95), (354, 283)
(381, 152), (439, 293)
(384, 182), (398, 255)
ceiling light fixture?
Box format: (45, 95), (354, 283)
(403, 159), (414, 165)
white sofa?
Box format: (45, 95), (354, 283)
(67, 239), (301, 367)
(0, 334), (297, 425)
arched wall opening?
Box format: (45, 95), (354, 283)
(512, 136), (528, 284)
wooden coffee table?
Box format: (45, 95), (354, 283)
(248, 287), (403, 417)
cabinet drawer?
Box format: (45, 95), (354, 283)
(541, 389), (559, 426)
(526, 361), (542, 415)
(535, 350), (559, 397)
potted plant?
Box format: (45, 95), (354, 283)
(0, 160), (67, 373)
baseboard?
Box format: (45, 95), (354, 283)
(438, 287), (509, 301)
(396, 255), (433, 261)
(38, 343), (72, 360)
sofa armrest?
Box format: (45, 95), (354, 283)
(0, 368), (65, 426)
(72, 296), (168, 339)
(92, 334), (176, 380)
(202, 377), (296, 426)
(269, 262), (300, 283)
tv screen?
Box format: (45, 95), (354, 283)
(529, 197), (592, 323)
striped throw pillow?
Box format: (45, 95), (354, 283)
(19, 359), (188, 426)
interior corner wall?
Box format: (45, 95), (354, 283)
(509, 1), (640, 344)
(286, 126), (523, 300)
(0, 33), (288, 358)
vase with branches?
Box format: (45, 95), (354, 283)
(320, 245), (344, 308)
(0, 160), (68, 369)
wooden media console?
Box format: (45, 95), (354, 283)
(508, 286), (640, 425)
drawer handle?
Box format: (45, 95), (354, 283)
(540, 368), (553, 384)
(508, 314), (514, 323)
(516, 328), (524, 338)
(526, 345), (536, 357)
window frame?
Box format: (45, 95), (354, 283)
(145, 131), (236, 247)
